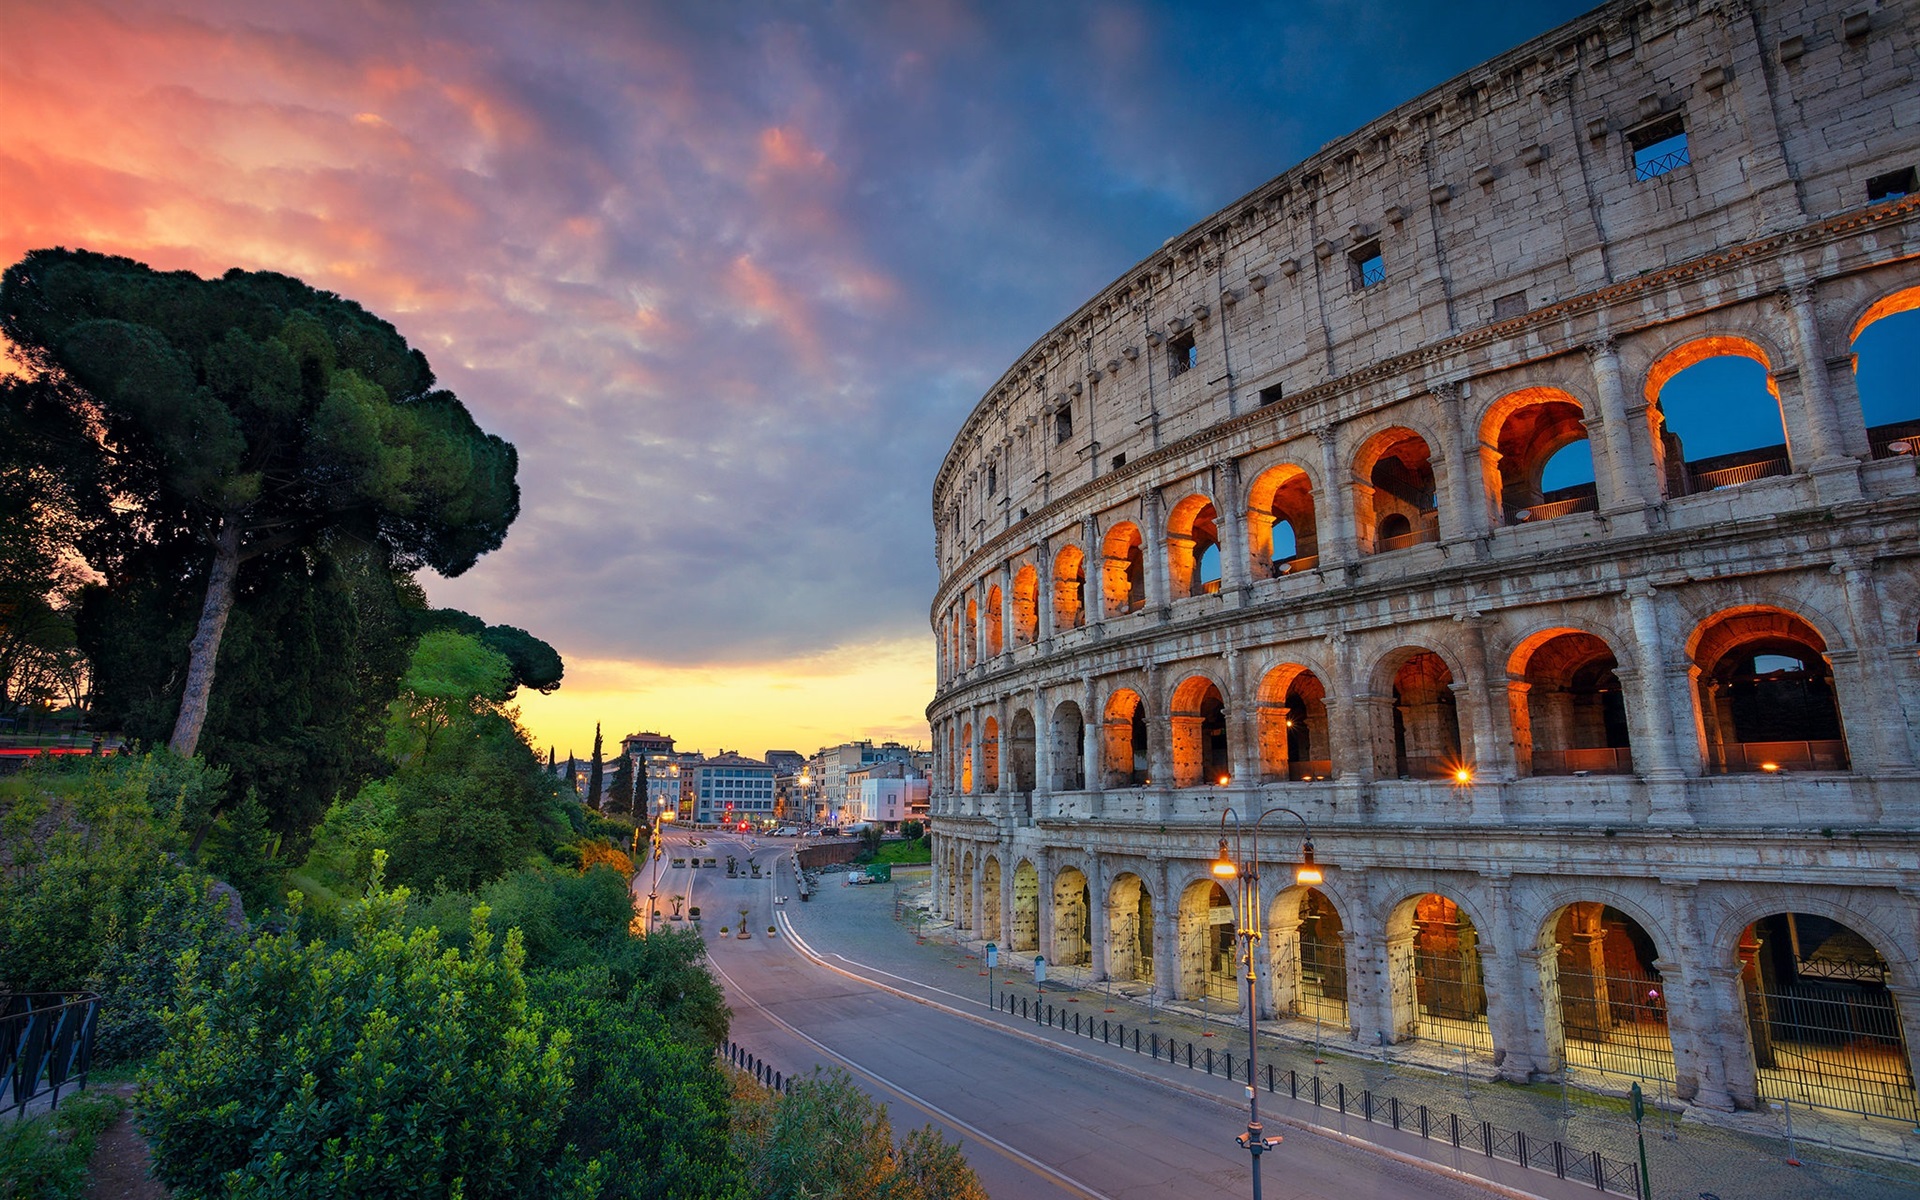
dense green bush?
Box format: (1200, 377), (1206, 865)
(0, 1092), (123, 1200)
(731, 1068), (985, 1200)
(140, 856), (594, 1199)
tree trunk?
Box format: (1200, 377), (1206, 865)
(169, 516), (244, 758)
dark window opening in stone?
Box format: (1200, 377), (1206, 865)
(986, 464), (996, 497)
(1629, 114), (1689, 181)
(1055, 405), (1074, 443)
(1350, 241), (1385, 289)
(1168, 331), (1197, 376)
(1259, 382), (1285, 407)
(1867, 167), (1917, 203)
(1112, 452), (1127, 470)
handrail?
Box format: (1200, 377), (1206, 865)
(2, 991), (100, 1117)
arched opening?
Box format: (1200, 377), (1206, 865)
(1850, 290), (1920, 458)
(1178, 879), (1238, 1003)
(1011, 565), (1039, 646)
(1646, 338), (1791, 496)
(1245, 464), (1319, 577)
(1053, 545), (1086, 630)
(1540, 903), (1672, 1085)
(1269, 887), (1348, 1031)
(1052, 867), (1091, 968)
(1389, 894), (1491, 1052)
(1510, 630), (1633, 775)
(1101, 522), (1146, 615)
(1049, 700), (1086, 791)
(1102, 689), (1149, 787)
(1166, 493), (1222, 597)
(1011, 860), (1039, 952)
(981, 857), (1003, 942)
(1008, 709), (1036, 803)
(964, 598), (978, 667)
(1739, 913), (1916, 1121)
(960, 723), (973, 792)
(1483, 389), (1597, 524)
(981, 716), (1001, 792)
(1692, 608), (1849, 772)
(959, 850), (975, 932)
(1356, 428), (1439, 554)
(1257, 665), (1332, 781)
(1387, 651), (1462, 780)
(985, 585), (1004, 657)
(1107, 873), (1154, 985)
(1169, 674), (1230, 788)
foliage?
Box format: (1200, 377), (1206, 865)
(533, 969), (745, 1200)
(139, 856), (594, 1200)
(606, 754), (634, 818)
(901, 820), (924, 842)
(729, 1068), (983, 1200)
(411, 608), (563, 695)
(866, 839), (933, 868)
(578, 841), (633, 876)
(0, 1091), (124, 1200)
(202, 787), (277, 912)
(586, 725), (603, 813)
(89, 868), (245, 1065)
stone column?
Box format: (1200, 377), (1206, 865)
(1314, 424), (1354, 568)
(1780, 284), (1851, 470)
(1327, 631), (1373, 782)
(1584, 339), (1650, 513)
(1082, 675), (1102, 801)
(1457, 614), (1516, 783)
(1142, 488), (1170, 614)
(1035, 852), (1056, 973)
(1215, 459), (1249, 597)
(1083, 515), (1107, 628)
(1145, 663), (1174, 802)
(1036, 543), (1056, 646)
(968, 709), (984, 810)
(1481, 877), (1540, 1080)
(999, 561), (1016, 661)
(1089, 855), (1110, 981)
(1666, 883), (1741, 1111)
(1836, 558), (1917, 771)
(1431, 383), (1487, 541)
(1223, 647), (1250, 786)
(1032, 683), (1052, 816)
(967, 855), (983, 938)
(1152, 859), (1178, 1002)
(1625, 588), (1695, 824)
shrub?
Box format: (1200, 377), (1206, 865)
(731, 1068), (985, 1200)
(0, 1091), (124, 1200)
(139, 855), (593, 1199)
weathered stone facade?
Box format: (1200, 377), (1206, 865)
(926, 0), (1920, 1119)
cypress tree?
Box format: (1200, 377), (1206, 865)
(587, 723), (604, 811)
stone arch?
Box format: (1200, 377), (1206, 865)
(1052, 866), (1092, 967)
(1643, 335), (1791, 497)
(1385, 891), (1493, 1053)
(1011, 859), (1039, 952)
(1849, 285), (1920, 451)
(981, 715), (1001, 791)
(1687, 606), (1849, 773)
(1244, 462), (1320, 577)
(1106, 871), (1155, 985)
(1102, 688), (1149, 787)
(1268, 885), (1349, 1030)
(981, 856), (1003, 942)
(959, 722), (974, 792)
(959, 850), (976, 932)
(1007, 708), (1036, 797)
(1353, 425), (1439, 554)
(1168, 671), (1230, 787)
(1255, 662), (1332, 781)
(985, 584), (1004, 657)
(964, 596), (978, 667)
(1165, 492), (1222, 597)
(1101, 521), (1146, 615)
(1536, 900), (1675, 1086)
(1508, 628), (1633, 776)
(1049, 699), (1086, 791)
(1177, 877), (1238, 1003)
(1053, 544), (1086, 630)
(1732, 909), (1917, 1121)
(1011, 564), (1039, 646)
(1371, 645), (1465, 780)
(1479, 386), (1596, 526)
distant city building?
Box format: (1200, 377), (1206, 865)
(684, 751), (777, 825)
(764, 749), (806, 774)
(807, 739), (921, 824)
(851, 760), (930, 828)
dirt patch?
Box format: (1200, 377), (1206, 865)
(85, 1086), (169, 1200)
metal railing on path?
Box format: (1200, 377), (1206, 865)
(2, 991), (100, 1117)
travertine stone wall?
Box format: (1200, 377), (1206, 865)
(927, 0), (1920, 1114)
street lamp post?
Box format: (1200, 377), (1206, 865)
(1211, 805), (1325, 1200)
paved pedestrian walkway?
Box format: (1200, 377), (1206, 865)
(781, 863), (1920, 1200)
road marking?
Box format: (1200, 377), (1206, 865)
(710, 951), (1116, 1200)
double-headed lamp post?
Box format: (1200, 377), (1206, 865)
(1210, 805), (1325, 1200)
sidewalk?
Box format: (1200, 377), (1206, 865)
(782, 864), (1920, 1200)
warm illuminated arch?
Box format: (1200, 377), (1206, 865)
(1101, 687), (1149, 787)
(1244, 463), (1318, 577)
(1255, 662), (1331, 781)
(963, 597), (978, 666)
(1352, 426), (1439, 554)
(1478, 387), (1595, 525)
(984, 584), (1004, 657)
(1101, 522), (1146, 615)
(1506, 627), (1632, 776)
(1168, 672), (1229, 787)
(1643, 335), (1790, 495)
(1052, 544), (1086, 630)
(1686, 605), (1848, 773)
(1011, 564), (1039, 646)
(1165, 492), (1221, 598)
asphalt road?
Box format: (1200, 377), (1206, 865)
(640, 828), (1524, 1200)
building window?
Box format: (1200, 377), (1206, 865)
(1111, 452), (1127, 470)
(1350, 241), (1384, 290)
(1258, 382), (1285, 407)
(1868, 166), (1917, 203)
(986, 464), (997, 497)
(1629, 115), (1690, 181)
(1167, 331), (1197, 377)
(1055, 406), (1073, 443)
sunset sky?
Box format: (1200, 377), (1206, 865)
(1, 0), (1609, 760)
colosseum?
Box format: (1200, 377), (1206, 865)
(926, 0), (1920, 1125)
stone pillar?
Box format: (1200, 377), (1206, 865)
(1083, 515), (1107, 628)
(1327, 631), (1373, 782)
(1835, 559), (1917, 770)
(1152, 859), (1178, 1002)
(1314, 424), (1354, 567)
(967, 709), (984, 808)
(1035, 853), (1056, 973)
(1142, 488), (1170, 614)
(1223, 648), (1250, 786)
(1889, 983), (1920, 1113)
(1145, 663), (1173, 794)
(1780, 284), (1851, 470)
(1082, 675), (1102, 799)
(1457, 615), (1516, 782)
(1265, 909), (1302, 1022)
(1215, 460), (1249, 597)
(967, 855), (983, 938)
(1089, 855), (1110, 981)
(1036, 544), (1056, 645)
(1482, 877), (1540, 1081)
(1432, 383), (1487, 541)
(1666, 883), (1741, 1111)
(1624, 588), (1695, 824)
(1032, 683), (1052, 816)
(1584, 339), (1651, 513)
(998, 561), (1016, 660)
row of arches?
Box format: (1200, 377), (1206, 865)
(942, 850), (1919, 1122)
(944, 603), (1854, 794)
(939, 297), (1920, 679)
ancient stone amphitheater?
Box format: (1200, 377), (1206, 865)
(926, 0), (1920, 1121)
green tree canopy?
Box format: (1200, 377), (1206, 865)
(0, 249), (521, 757)
(411, 606), (564, 695)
